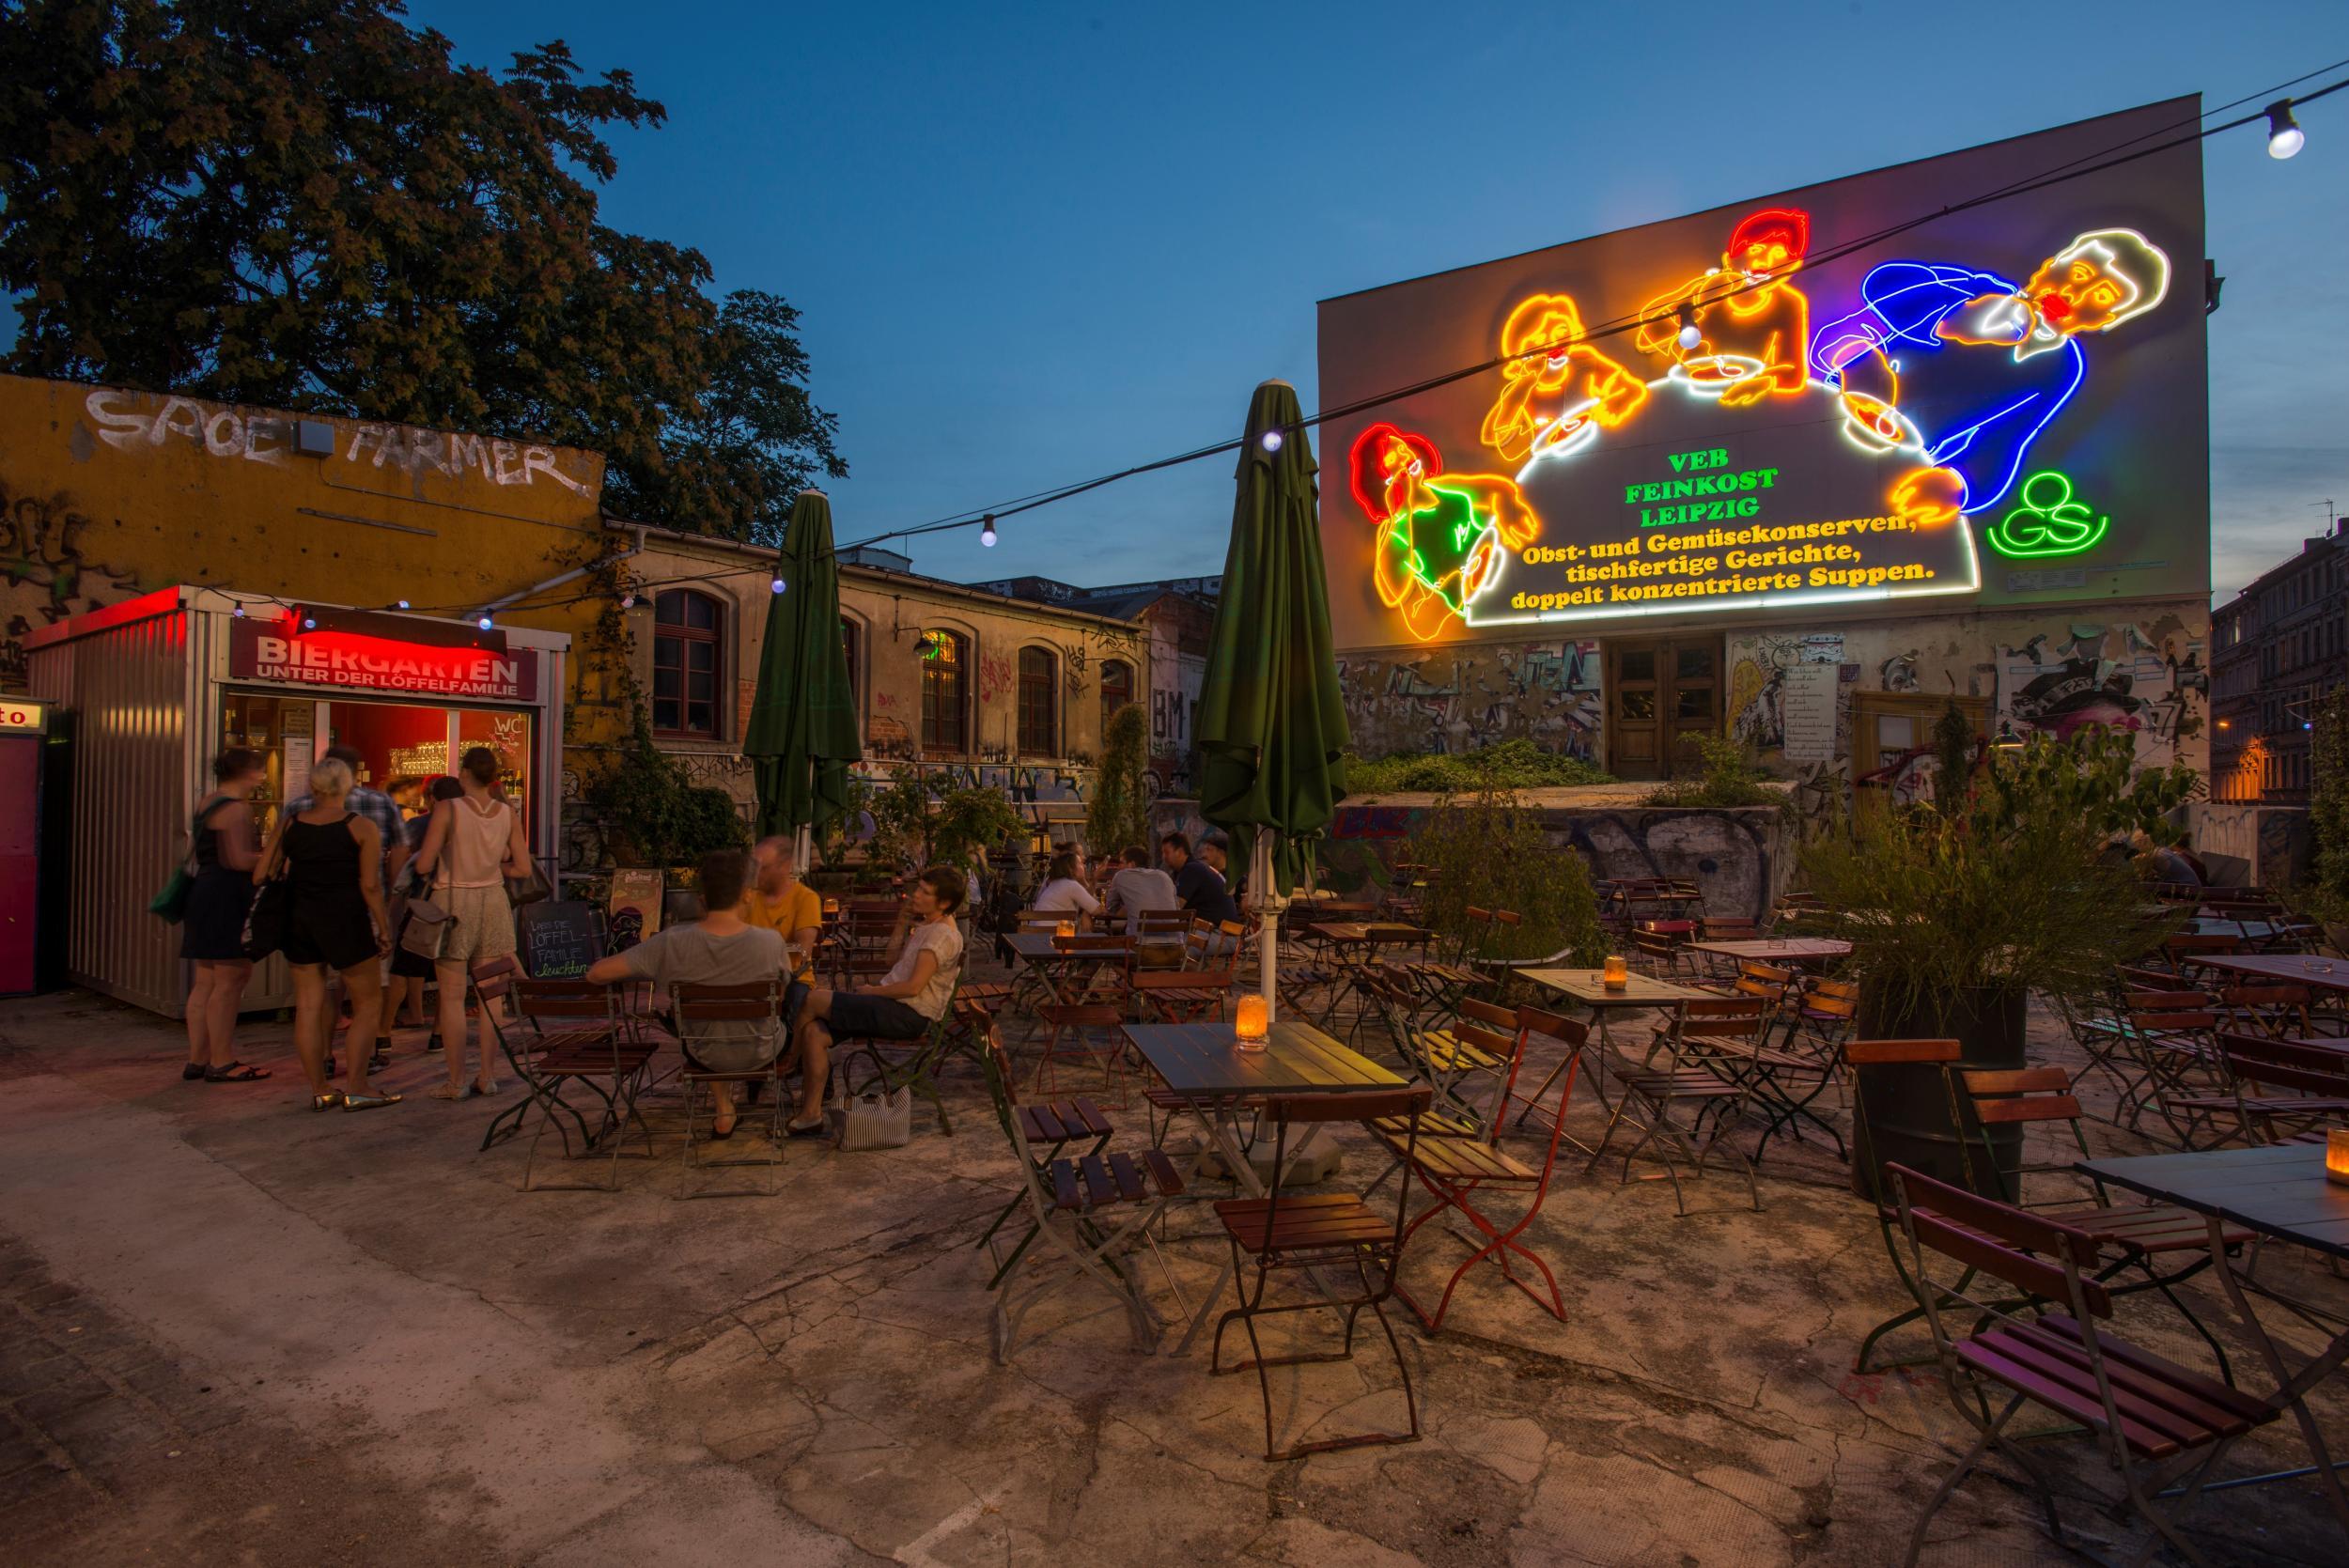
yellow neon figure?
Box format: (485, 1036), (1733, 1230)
(1635, 208), (1812, 408)
(1480, 293), (1648, 462)
(1351, 425), (1537, 643)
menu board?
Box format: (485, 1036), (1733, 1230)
(518, 901), (601, 979)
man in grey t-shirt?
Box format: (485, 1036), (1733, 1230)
(1101, 844), (1181, 938)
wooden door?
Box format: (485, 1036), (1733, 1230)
(1607, 635), (1723, 781)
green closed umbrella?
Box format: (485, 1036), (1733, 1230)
(742, 489), (863, 858)
(1194, 380), (1351, 1015)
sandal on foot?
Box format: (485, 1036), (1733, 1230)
(182, 1062), (209, 1081)
(342, 1092), (402, 1111)
(786, 1117), (829, 1140)
(204, 1062), (272, 1083)
(428, 1083), (470, 1101)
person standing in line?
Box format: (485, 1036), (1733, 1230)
(785, 867), (965, 1139)
(412, 747), (528, 1101)
(257, 757), (397, 1110)
(181, 748), (270, 1083)
(389, 776), (464, 1046)
(287, 743), (409, 1071)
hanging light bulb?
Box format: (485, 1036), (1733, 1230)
(770, 575), (786, 594)
(1676, 302), (1702, 351)
(980, 514), (998, 548)
(303, 615), (317, 630)
(231, 603), (245, 618)
(1261, 427), (1284, 453)
(620, 592), (635, 610)
(477, 613), (494, 631)
(2267, 101), (2305, 160)
(396, 598), (411, 610)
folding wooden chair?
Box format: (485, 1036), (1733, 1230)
(1211, 1088), (1432, 1461)
(1794, 975), (1860, 1053)
(838, 973), (963, 1136)
(1848, 1037), (1968, 1374)
(2208, 1032), (2349, 1145)
(1887, 1164), (2277, 1568)
(1034, 1001), (1134, 1106)
(2217, 983), (2326, 1041)
(1584, 1000), (1760, 1216)
(1952, 1066), (2251, 1385)
(981, 1026), (1185, 1362)
(1128, 967), (1234, 1026)
(507, 978), (658, 1192)
(671, 980), (786, 1199)
(1681, 997), (1847, 1165)
(1381, 1013), (1584, 1330)
(2120, 994), (2232, 1147)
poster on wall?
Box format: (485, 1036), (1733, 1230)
(605, 868), (664, 952)
(1317, 98), (2209, 650)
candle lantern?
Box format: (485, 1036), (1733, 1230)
(1235, 993), (1270, 1046)
(2328, 1128), (2349, 1188)
(1055, 919), (1076, 939)
(1603, 954), (1629, 990)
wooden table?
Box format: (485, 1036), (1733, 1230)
(1516, 969), (1709, 1128)
(1686, 938), (1852, 966)
(1298, 922), (1430, 1029)
(1003, 930), (1125, 1008)
(2078, 1143), (2349, 1531)
(1123, 1017), (1404, 1352)
(2184, 955), (2349, 992)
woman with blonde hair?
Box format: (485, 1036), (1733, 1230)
(256, 755), (398, 1110)
(412, 746), (528, 1100)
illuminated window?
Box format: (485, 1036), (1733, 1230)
(920, 629), (968, 753)
(652, 590), (723, 739)
(1018, 646), (1058, 755)
(1100, 658), (1134, 731)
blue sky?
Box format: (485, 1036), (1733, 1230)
(405, 1), (2349, 600)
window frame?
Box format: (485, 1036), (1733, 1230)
(650, 588), (726, 741)
(1017, 644), (1059, 758)
(919, 626), (972, 756)
(1099, 656), (1134, 733)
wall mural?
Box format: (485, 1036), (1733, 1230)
(1335, 639), (1602, 761)
(0, 481), (145, 686)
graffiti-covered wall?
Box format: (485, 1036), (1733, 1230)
(1335, 639), (1602, 760)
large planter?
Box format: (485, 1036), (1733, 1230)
(1848, 985), (2029, 1202)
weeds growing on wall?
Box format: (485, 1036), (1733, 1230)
(1347, 738), (1610, 793)
(1642, 736), (1787, 811)
(1402, 774), (1605, 966)
(589, 708), (748, 865)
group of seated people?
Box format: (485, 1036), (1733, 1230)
(1031, 831), (1242, 937)
(583, 838), (964, 1141)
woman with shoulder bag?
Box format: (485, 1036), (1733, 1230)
(412, 747), (529, 1102)
(180, 749), (270, 1083)
(390, 776), (464, 1049)
(256, 757), (399, 1111)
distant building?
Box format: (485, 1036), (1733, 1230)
(2209, 524), (2347, 807)
(965, 574), (1221, 798)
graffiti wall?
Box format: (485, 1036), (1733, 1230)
(1336, 639), (1602, 760)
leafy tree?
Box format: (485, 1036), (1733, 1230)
(2301, 688), (2349, 923)
(0, 0), (843, 539)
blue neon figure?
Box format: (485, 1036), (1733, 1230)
(1809, 230), (2170, 523)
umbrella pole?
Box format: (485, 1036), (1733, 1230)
(795, 823), (812, 873)
(1248, 833), (1281, 1022)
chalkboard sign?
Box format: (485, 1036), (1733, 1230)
(518, 900), (602, 979)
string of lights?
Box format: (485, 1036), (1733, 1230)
(343, 66), (2342, 629)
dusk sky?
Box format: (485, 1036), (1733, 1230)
(410, 2), (2348, 600)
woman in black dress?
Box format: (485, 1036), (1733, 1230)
(181, 748), (268, 1082)
(256, 757), (398, 1111)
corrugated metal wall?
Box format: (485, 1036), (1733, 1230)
(28, 603), (197, 1017)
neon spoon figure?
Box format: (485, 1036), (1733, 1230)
(1809, 228), (2170, 526)
(1351, 424), (1538, 642)
(1480, 293), (1648, 463)
(1635, 208), (1812, 407)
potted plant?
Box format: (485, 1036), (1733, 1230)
(1799, 724), (2194, 1193)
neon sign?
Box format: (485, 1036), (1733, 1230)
(1349, 424), (1538, 642)
(1631, 208), (1812, 409)
(229, 619), (538, 701)
(1480, 293), (1646, 463)
(1985, 471), (2110, 559)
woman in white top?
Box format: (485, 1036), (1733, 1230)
(786, 866), (964, 1137)
(1031, 850), (1100, 919)
(412, 747), (529, 1101)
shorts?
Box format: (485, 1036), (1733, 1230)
(435, 883), (516, 966)
(285, 893), (379, 971)
(826, 991), (932, 1042)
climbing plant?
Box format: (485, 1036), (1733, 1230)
(1086, 702), (1153, 856)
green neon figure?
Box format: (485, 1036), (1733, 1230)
(1985, 471), (2110, 560)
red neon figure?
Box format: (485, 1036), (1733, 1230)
(1635, 207), (1812, 407)
(1350, 424), (1537, 643)
(1480, 293), (1648, 463)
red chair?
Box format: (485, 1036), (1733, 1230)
(1886, 1163), (2275, 1567)
(1212, 1088), (1432, 1461)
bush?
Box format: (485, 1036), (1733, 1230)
(1087, 702), (1152, 855)
(1347, 737), (1610, 793)
(2295, 688), (2349, 927)
(1402, 774), (1605, 965)
(590, 714), (748, 865)
(1642, 735), (1786, 809)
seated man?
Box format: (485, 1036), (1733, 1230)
(1190, 836), (1244, 955)
(1101, 843), (1180, 938)
(785, 866), (965, 1139)
(739, 833), (823, 1025)
(584, 850), (783, 1140)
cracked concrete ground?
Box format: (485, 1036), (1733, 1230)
(1, 977), (2344, 1567)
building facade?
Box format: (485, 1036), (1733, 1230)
(2209, 526), (2346, 807)
(606, 521), (1156, 846)
(1316, 101), (2213, 817)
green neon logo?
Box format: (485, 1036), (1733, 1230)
(1986, 471), (2110, 560)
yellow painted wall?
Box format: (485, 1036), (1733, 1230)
(0, 372), (630, 753)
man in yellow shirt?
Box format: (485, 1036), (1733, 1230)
(740, 836), (824, 1006)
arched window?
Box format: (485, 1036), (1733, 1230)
(920, 629), (968, 753)
(652, 590), (723, 738)
(1018, 646), (1058, 756)
(1100, 658), (1134, 731)
(839, 614), (862, 724)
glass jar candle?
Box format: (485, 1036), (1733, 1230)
(1235, 993), (1270, 1046)
(1603, 954), (1629, 990)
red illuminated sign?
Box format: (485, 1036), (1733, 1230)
(229, 618), (537, 702)
(0, 700), (44, 732)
